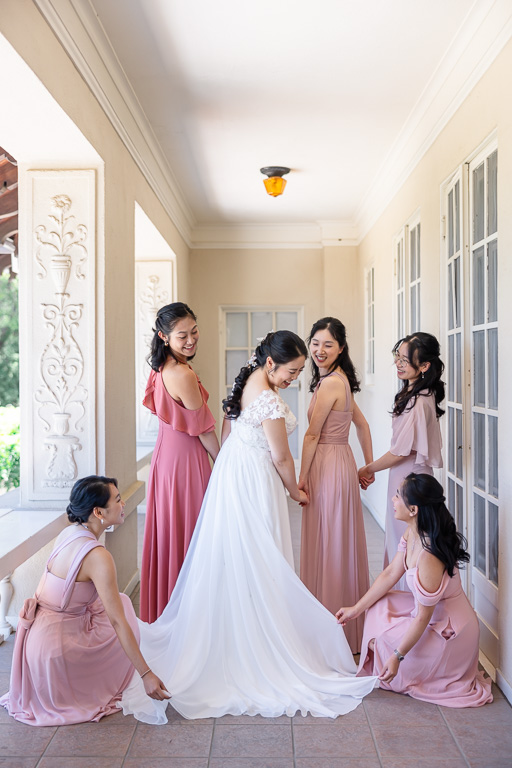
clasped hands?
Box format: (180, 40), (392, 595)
(358, 465), (375, 490)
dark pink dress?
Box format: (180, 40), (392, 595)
(1, 528), (139, 725)
(140, 369), (216, 623)
(358, 537), (492, 707)
(300, 372), (370, 653)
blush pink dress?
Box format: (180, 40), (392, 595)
(358, 537), (492, 707)
(300, 372), (370, 653)
(0, 528), (139, 726)
(140, 368), (216, 623)
(384, 391), (442, 587)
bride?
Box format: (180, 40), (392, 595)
(121, 331), (377, 723)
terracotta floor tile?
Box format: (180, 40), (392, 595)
(364, 691), (444, 726)
(380, 760), (468, 768)
(0, 724), (56, 757)
(296, 761), (381, 768)
(37, 760), (123, 768)
(293, 724), (376, 758)
(447, 723), (512, 761)
(466, 760), (512, 768)
(210, 724), (292, 758)
(372, 725), (462, 758)
(44, 723), (135, 757)
(441, 697), (511, 726)
(217, 714), (290, 724)
(165, 707), (214, 726)
(209, 760), (293, 768)
(0, 760), (39, 768)
(128, 723), (213, 758)
(292, 705), (367, 726)
(124, 760), (208, 768)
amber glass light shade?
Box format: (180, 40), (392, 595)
(263, 176), (287, 197)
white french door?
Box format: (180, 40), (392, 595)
(443, 139), (499, 671)
(220, 306), (306, 465)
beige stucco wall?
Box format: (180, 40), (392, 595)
(189, 247), (324, 425)
(356, 38), (512, 689)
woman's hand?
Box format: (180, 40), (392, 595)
(379, 654), (400, 683)
(142, 671), (172, 701)
(297, 489), (309, 507)
(298, 477), (309, 505)
(358, 465), (375, 489)
(335, 605), (359, 625)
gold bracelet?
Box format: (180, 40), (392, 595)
(140, 668), (151, 679)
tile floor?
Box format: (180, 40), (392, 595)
(0, 503), (510, 768)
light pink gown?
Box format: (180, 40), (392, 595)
(358, 537), (493, 707)
(0, 528), (139, 726)
(384, 391), (442, 585)
(140, 368), (216, 623)
(300, 372), (370, 653)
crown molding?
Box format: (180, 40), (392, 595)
(33, 0), (195, 246)
(355, 0), (512, 242)
(190, 220), (358, 249)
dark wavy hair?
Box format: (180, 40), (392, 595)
(392, 332), (445, 417)
(307, 317), (360, 394)
(222, 330), (308, 419)
(401, 473), (469, 578)
(66, 475), (118, 525)
(147, 302), (197, 371)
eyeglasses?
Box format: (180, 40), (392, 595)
(393, 353), (411, 366)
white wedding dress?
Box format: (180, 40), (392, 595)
(121, 389), (377, 723)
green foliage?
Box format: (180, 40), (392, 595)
(0, 271), (19, 407)
(0, 406), (20, 492)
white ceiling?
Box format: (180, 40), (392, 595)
(86, 0), (500, 234)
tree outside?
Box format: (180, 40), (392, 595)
(0, 271), (20, 492)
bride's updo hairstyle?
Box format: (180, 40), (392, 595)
(66, 475), (118, 525)
(222, 330), (307, 419)
(308, 317), (360, 394)
(148, 302), (197, 371)
(401, 473), (470, 578)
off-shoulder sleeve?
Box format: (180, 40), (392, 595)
(143, 370), (216, 437)
(257, 390), (288, 422)
(413, 568), (451, 607)
(390, 394), (442, 467)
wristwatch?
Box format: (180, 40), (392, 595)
(393, 648), (405, 662)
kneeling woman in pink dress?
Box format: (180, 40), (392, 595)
(336, 473), (492, 707)
(1, 476), (169, 726)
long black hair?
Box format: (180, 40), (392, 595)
(401, 473), (469, 578)
(66, 475), (118, 525)
(307, 317), (360, 394)
(148, 302), (197, 371)
(222, 330), (308, 419)
(392, 332), (445, 417)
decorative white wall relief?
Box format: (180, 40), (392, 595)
(22, 171), (96, 502)
(34, 195), (87, 487)
(135, 261), (174, 445)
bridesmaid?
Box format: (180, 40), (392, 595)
(358, 332), (444, 581)
(337, 474), (492, 708)
(1, 476), (169, 726)
(140, 302), (220, 623)
(299, 317), (373, 653)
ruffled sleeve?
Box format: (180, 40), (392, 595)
(390, 392), (442, 467)
(413, 568), (451, 607)
(143, 370), (216, 437)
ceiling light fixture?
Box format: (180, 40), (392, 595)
(260, 166), (290, 197)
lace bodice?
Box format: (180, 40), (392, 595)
(231, 389), (297, 451)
